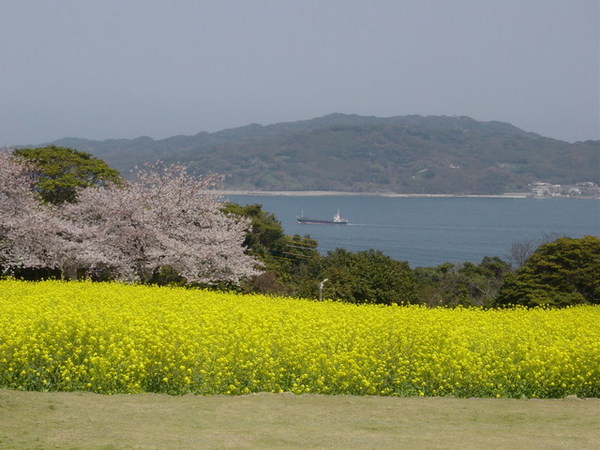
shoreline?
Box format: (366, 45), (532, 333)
(216, 190), (599, 199)
(215, 190), (534, 199)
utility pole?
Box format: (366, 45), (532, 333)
(319, 278), (328, 301)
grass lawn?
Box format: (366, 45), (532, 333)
(0, 389), (598, 449)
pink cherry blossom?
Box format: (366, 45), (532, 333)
(1, 152), (261, 284)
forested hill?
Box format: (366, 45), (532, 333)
(49, 114), (599, 194)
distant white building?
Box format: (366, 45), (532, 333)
(529, 181), (600, 198)
(530, 182), (562, 197)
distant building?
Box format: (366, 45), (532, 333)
(529, 181), (600, 198)
(530, 182), (562, 197)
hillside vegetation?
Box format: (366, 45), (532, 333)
(49, 114), (599, 194)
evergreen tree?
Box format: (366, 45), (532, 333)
(495, 236), (600, 307)
(14, 146), (122, 204)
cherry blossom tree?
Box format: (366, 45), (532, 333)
(2, 152), (260, 285)
(0, 150), (90, 276)
(61, 163), (261, 284)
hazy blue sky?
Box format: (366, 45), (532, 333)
(2, 0), (598, 145)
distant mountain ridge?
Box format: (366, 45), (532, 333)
(48, 114), (599, 194)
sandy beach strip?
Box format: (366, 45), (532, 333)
(214, 190), (531, 199)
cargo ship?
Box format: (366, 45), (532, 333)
(297, 210), (348, 225)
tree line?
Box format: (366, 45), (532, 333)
(2, 146), (598, 308)
(223, 202), (599, 308)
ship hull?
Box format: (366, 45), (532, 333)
(297, 217), (348, 225)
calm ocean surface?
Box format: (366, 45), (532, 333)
(227, 195), (600, 267)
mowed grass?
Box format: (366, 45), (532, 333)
(1, 280), (599, 398)
(0, 389), (599, 449)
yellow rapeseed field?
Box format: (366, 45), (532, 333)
(0, 280), (598, 398)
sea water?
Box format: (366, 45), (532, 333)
(227, 195), (600, 267)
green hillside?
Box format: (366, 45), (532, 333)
(49, 114), (599, 194)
